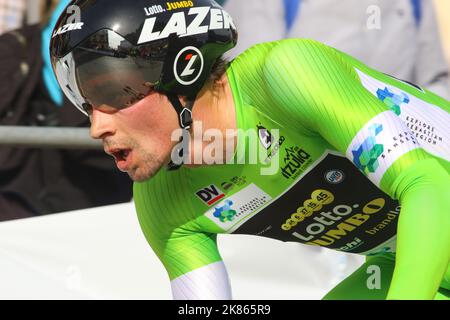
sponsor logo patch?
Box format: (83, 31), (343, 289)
(52, 22), (84, 38)
(233, 152), (401, 255)
(174, 46), (204, 86)
(138, 7), (235, 44)
(196, 184), (225, 206)
(347, 112), (419, 186)
(351, 123), (384, 175)
(203, 184), (272, 232)
(324, 169), (345, 184)
(281, 146), (312, 179)
(257, 124), (273, 150)
(213, 200), (237, 222)
(355, 68), (449, 161)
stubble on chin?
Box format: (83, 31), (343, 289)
(128, 150), (167, 182)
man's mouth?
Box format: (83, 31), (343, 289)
(106, 148), (133, 172)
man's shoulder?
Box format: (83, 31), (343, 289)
(233, 38), (328, 63)
(228, 39), (332, 99)
(230, 38), (339, 85)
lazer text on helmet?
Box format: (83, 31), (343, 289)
(137, 7), (235, 44)
(52, 22), (84, 38)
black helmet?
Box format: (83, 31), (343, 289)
(50, 0), (238, 118)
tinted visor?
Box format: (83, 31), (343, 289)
(53, 29), (166, 116)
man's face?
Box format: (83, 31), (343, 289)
(89, 92), (179, 182)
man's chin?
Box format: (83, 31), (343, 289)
(127, 164), (165, 182)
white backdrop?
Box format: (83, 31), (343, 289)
(0, 202), (364, 300)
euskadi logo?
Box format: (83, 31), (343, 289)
(352, 123), (384, 175)
(137, 6), (236, 44)
(174, 46), (204, 85)
(213, 200), (237, 223)
(376, 87), (410, 116)
(196, 184), (225, 206)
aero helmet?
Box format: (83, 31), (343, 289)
(50, 0), (238, 124)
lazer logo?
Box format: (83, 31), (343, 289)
(52, 23), (84, 38)
(196, 184), (225, 206)
(181, 53), (198, 77)
(174, 46), (204, 85)
(137, 6), (235, 44)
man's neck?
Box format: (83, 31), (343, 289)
(185, 74), (237, 167)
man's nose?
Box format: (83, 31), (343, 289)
(90, 108), (115, 139)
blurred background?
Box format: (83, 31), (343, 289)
(0, 0), (449, 299)
(435, 0), (450, 62)
(0, 0), (133, 223)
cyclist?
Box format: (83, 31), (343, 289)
(50, 0), (450, 299)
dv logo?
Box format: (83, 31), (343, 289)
(196, 184), (225, 206)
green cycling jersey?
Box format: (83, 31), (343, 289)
(134, 39), (450, 299)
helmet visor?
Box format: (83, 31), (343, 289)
(52, 29), (166, 116)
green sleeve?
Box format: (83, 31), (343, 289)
(384, 157), (450, 299)
(133, 179), (223, 281)
(263, 39), (450, 299)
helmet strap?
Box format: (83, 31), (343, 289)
(167, 94), (194, 171)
